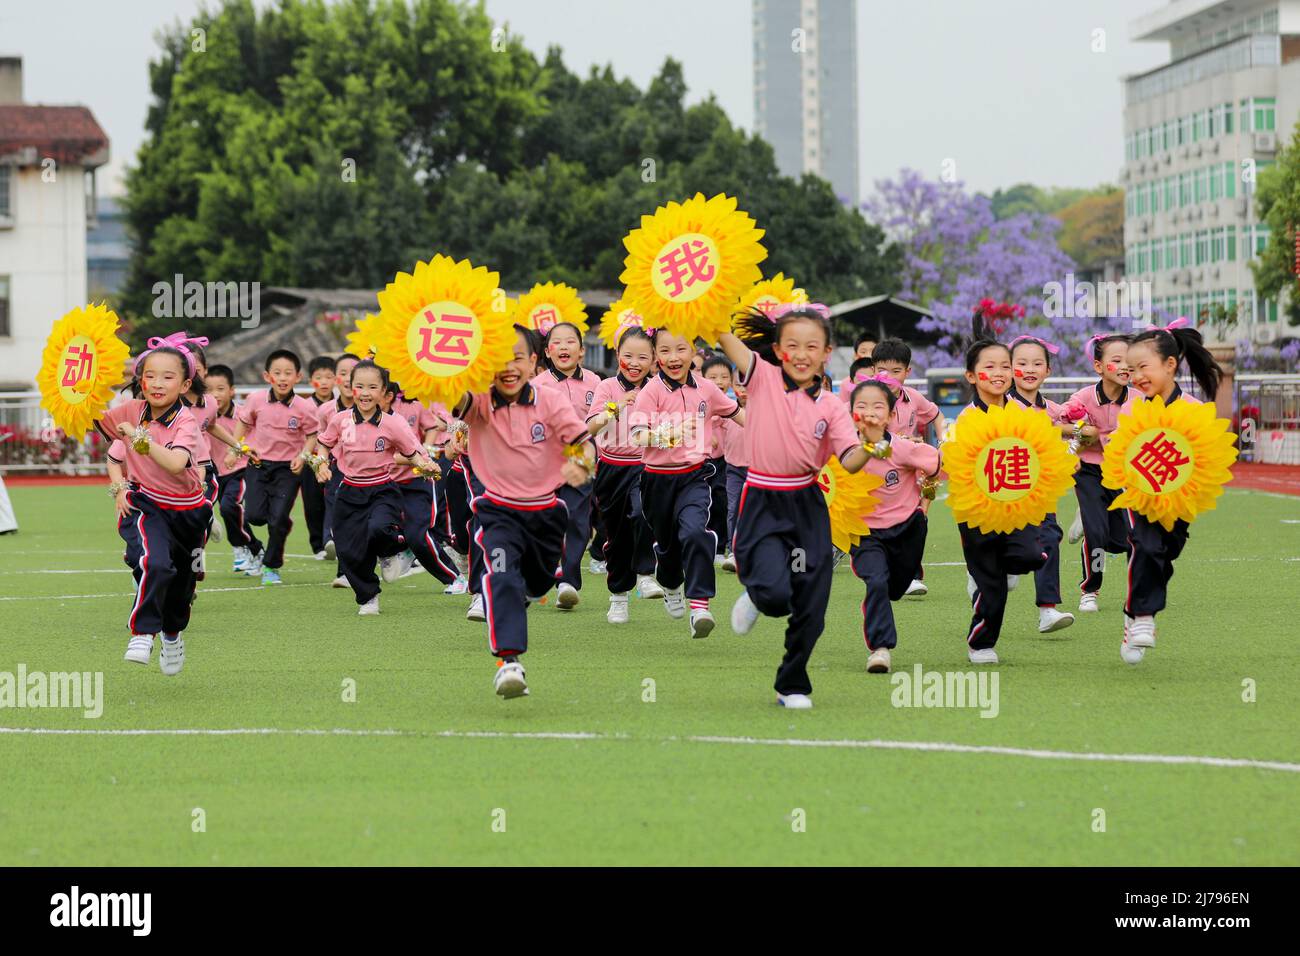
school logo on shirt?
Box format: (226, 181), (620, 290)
(585, 390), (594, 406)
(374, 437), (387, 452)
(530, 423), (546, 443)
(697, 401), (707, 418)
(288, 416), (299, 430)
(406, 415), (417, 429)
(884, 469), (900, 487)
(813, 419), (827, 439)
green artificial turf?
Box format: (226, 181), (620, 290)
(0, 483), (1296, 865)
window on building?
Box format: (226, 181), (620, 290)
(1210, 227), (1225, 262)
(1254, 224), (1271, 257)
(1137, 242), (1148, 274)
(1195, 167), (1208, 203)
(1136, 185), (1147, 216)
(1179, 114), (1191, 145)
(1209, 164), (1222, 201)
(1255, 97), (1276, 132)
(0, 275), (8, 337)
(0, 166), (10, 220)
(1223, 102), (1234, 134)
(1164, 176), (1177, 209)
(1224, 161), (1237, 199)
(1126, 190), (1134, 217)
(1166, 236), (1179, 270)
(1179, 171), (1192, 207)
(1196, 230), (1209, 265)
(1181, 233), (1193, 268)
(1227, 226), (1237, 262)
(1193, 110), (1207, 141)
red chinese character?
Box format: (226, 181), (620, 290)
(984, 444), (1033, 494)
(531, 306), (559, 333)
(415, 308), (474, 367)
(1129, 430), (1190, 492)
(61, 344), (94, 387)
(656, 239), (716, 298)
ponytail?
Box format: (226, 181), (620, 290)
(732, 305), (832, 367)
(1131, 327), (1222, 398)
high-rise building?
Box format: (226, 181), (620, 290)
(1124, 1), (1300, 343)
(753, 0), (859, 205)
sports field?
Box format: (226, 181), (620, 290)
(1, 482), (1297, 866)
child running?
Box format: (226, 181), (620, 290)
(98, 341), (210, 675)
(205, 364), (263, 572)
(630, 329), (744, 638)
(312, 360), (436, 615)
(953, 318), (1049, 664)
(1118, 322), (1223, 665)
(586, 324), (662, 623)
(716, 305), (876, 709)
(301, 353), (359, 586)
(532, 321), (602, 610)
(300, 355), (338, 559)
(1007, 334), (1074, 635)
(701, 356), (736, 565)
(451, 325), (595, 698)
(847, 379), (942, 674)
(1062, 334), (1133, 613)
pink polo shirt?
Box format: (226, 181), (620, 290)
(714, 414), (750, 468)
(737, 353), (859, 483)
(100, 399), (206, 509)
(391, 397), (438, 439)
(184, 394), (218, 465)
(1008, 387), (1063, 420)
(209, 401), (245, 476)
(317, 406), (422, 487)
(461, 384), (591, 504)
(589, 373), (645, 465)
(862, 433), (941, 530)
(1064, 381), (1136, 465)
(631, 371), (738, 472)
(889, 386), (940, 439)
(237, 389), (318, 462)
(426, 401), (452, 447)
(535, 366), (602, 421)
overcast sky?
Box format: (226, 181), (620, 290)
(2, 0), (1170, 198)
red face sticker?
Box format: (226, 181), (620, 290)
(618, 359), (629, 371)
(852, 412), (862, 422)
(1106, 363), (1118, 372)
(1013, 368), (1024, 377)
(977, 372), (990, 381)
(781, 352), (792, 363)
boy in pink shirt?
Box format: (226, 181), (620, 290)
(99, 343), (210, 676)
(701, 356), (736, 565)
(386, 390), (458, 587)
(314, 360), (434, 614)
(847, 380), (942, 673)
(451, 325), (595, 700)
(629, 329), (742, 638)
(299, 355), (338, 558)
(205, 364), (263, 572)
(231, 349), (319, 583)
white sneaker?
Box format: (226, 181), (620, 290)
(444, 575), (469, 595)
(607, 593), (629, 624)
(730, 590), (760, 635)
(243, 552), (263, 576)
(446, 546), (469, 577)
(1067, 511), (1084, 544)
(1007, 575), (1020, 592)
(399, 560), (423, 579)
(231, 545), (249, 572)
(663, 587), (686, 619)
(588, 558), (608, 575)
(332, 575), (350, 588)
(1079, 592), (1099, 613)
(358, 597), (380, 616)
(968, 647), (999, 664)
(556, 582), (579, 610)
(467, 594), (486, 622)
(324, 539), (336, 560)
(123, 634), (154, 665)
(313, 549), (326, 560)
(1038, 606), (1075, 633)
(721, 553), (737, 573)
(159, 635), (185, 676)
(1121, 618), (1146, 664)
(637, 575), (665, 599)
(494, 660), (528, 699)
(1128, 615), (1156, 648)
(690, 608), (715, 639)
(208, 516), (223, 543)
(380, 552), (411, 583)
(905, 579), (928, 597)
(867, 647), (892, 673)
(777, 693), (813, 710)
(713, 553), (726, 567)
(966, 573), (977, 602)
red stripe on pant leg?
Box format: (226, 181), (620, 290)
(128, 511), (150, 634)
(473, 526), (498, 654)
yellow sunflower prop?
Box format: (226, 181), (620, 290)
(816, 457), (885, 552)
(1101, 396), (1237, 531)
(370, 255), (516, 407)
(597, 295), (648, 351)
(620, 192), (766, 344)
(944, 402), (1076, 534)
(515, 281), (588, 336)
(344, 313), (381, 359)
(734, 273), (807, 322)
(36, 303), (131, 440)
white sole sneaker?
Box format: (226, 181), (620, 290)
(123, 634), (154, 665)
(1079, 592), (1099, 613)
(1038, 608), (1075, 633)
(777, 693), (813, 710)
(332, 575), (350, 589)
(690, 609), (715, 639)
(358, 598), (380, 616)
(867, 648), (892, 673)
(556, 583), (579, 610)
(324, 540), (336, 560)
(159, 636), (185, 676)
(663, 588), (686, 619)
(467, 595), (486, 622)
(607, 596), (629, 624)
(637, 575), (665, 599)
(904, 579), (928, 597)
(1121, 620), (1145, 665)
(968, 647), (999, 664)
(1067, 511), (1084, 544)
(494, 661), (528, 699)
(208, 519), (223, 544)
(1128, 615), (1156, 648)
(730, 590), (760, 635)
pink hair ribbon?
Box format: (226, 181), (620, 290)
(134, 331), (210, 377)
(768, 302), (831, 321)
(1007, 334), (1059, 355)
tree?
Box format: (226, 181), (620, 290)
(1055, 189), (1124, 268)
(1250, 127), (1300, 325)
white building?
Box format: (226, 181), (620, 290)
(0, 57), (109, 389)
(753, 0), (859, 205)
(1124, 1), (1300, 343)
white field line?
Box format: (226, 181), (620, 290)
(0, 726), (1296, 774)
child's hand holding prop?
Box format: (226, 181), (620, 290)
(37, 303), (131, 440)
(815, 457), (884, 553)
(1101, 396), (1237, 531)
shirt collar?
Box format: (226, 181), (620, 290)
(616, 372), (639, 391)
(659, 369), (695, 391)
(267, 387), (294, 406)
(142, 399), (184, 427)
(311, 394), (328, 406)
(781, 369), (821, 398)
(351, 405), (383, 426)
(491, 384), (536, 409)
(1095, 381), (1128, 406)
(1164, 383), (1183, 404)
(971, 395), (989, 412)
(549, 367), (581, 383)
(1009, 387), (1046, 409)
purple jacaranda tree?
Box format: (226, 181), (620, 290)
(863, 169), (1127, 375)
